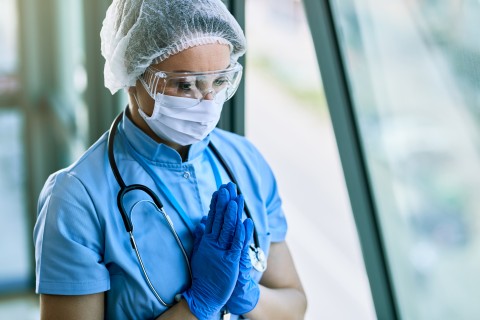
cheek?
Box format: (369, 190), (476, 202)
(131, 83), (156, 116)
(138, 94), (155, 116)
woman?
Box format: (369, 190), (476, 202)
(34, 0), (307, 319)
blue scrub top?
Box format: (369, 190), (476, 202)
(34, 112), (287, 319)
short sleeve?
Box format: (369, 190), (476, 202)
(34, 171), (110, 295)
(210, 129), (289, 243)
(251, 144), (288, 243)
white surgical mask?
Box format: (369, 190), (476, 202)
(137, 93), (224, 146)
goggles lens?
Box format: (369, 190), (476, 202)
(140, 63), (243, 107)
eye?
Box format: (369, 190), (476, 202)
(172, 79), (196, 92)
(177, 81), (193, 91)
(213, 77), (229, 87)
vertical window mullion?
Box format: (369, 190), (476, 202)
(302, 0), (399, 319)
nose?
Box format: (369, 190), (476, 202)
(201, 89), (215, 101)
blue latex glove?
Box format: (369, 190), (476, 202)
(183, 183), (245, 320)
(193, 192), (260, 316)
(191, 216), (207, 260)
(191, 183), (241, 263)
(226, 212), (260, 315)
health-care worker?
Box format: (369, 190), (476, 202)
(33, 0), (307, 319)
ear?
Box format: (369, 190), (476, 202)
(127, 86), (137, 96)
(127, 86), (138, 107)
(127, 86), (137, 101)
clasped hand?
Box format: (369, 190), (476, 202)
(183, 183), (259, 319)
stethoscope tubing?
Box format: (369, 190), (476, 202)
(108, 111), (262, 249)
(107, 111), (267, 305)
(109, 113), (194, 307)
(207, 142), (261, 251)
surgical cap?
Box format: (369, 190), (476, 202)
(100, 0), (247, 94)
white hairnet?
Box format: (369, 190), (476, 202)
(100, 0), (247, 94)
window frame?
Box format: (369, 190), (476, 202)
(302, 0), (399, 319)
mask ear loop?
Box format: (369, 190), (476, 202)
(132, 86), (156, 121)
(133, 92), (146, 115)
(134, 71), (160, 119)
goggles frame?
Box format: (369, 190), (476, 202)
(139, 63), (243, 104)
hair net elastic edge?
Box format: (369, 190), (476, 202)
(151, 36), (235, 65)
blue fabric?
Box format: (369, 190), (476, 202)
(34, 111), (287, 319)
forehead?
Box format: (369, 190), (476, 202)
(152, 44), (231, 72)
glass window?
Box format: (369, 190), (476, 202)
(245, 0), (375, 318)
(0, 0), (30, 294)
(332, 0), (480, 319)
(0, 109), (30, 292)
(0, 0), (19, 94)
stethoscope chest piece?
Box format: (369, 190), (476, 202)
(249, 245), (267, 272)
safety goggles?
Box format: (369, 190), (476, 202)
(139, 63), (243, 107)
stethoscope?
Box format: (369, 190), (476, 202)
(107, 112), (267, 307)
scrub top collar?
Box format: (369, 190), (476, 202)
(119, 109), (211, 164)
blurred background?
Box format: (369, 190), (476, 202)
(1, 0), (480, 319)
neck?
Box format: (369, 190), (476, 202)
(126, 105), (190, 161)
